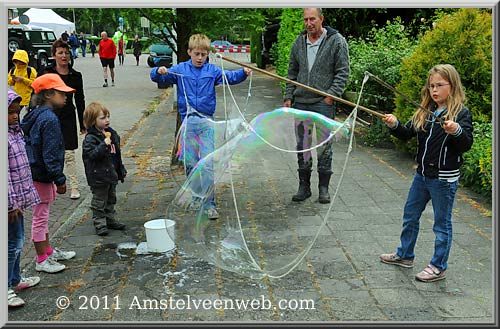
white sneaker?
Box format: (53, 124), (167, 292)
(206, 207), (219, 220)
(35, 258), (65, 273)
(8, 289), (25, 308)
(14, 276), (41, 292)
(49, 248), (76, 261)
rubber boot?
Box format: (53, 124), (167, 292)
(318, 171), (332, 204)
(292, 169), (312, 202)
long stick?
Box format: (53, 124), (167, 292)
(364, 71), (444, 125)
(216, 53), (384, 119)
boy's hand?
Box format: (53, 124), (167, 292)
(12, 75), (24, 83)
(56, 183), (67, 194)
(157, 66), (168, 74)
(244, 68), (252, 76)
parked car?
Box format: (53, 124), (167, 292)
(147, 42), (173, 68)
(8, 24), (57, 70)
(211, 40), (233, 51)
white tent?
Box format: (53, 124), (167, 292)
(12, 8), (75, 39)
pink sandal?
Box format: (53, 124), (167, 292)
(415, 264), (446, 282)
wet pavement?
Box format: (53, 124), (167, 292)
(6, 53), (494, 324)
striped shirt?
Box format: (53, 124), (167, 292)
(8, 124), (40, 212)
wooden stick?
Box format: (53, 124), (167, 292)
(216, 53), (384, 119)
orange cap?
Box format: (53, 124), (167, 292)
(32, 73), (76, 94)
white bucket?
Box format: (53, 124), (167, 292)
(144, 219), (176, 252)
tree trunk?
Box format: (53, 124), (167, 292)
(170, 9), (194, 166)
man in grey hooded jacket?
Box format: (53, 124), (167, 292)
(284, 8), (350, 204)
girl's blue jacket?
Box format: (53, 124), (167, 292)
(20, 105), (66, 186)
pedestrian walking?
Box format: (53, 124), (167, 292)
(150, 33), (251, 220)
(41, 39), (87, 200)
(7, 89), (41, 308)
(82, 102), (127, 236)
(80, 33), (87, 57)
(379, 64), (473, 282)
(89, 40), (97, 58)
(69, 32), (79, 59)
(98, 31), (117, 87)
(133, 34), (141, 66)
(21, 74), (77, 274)
(118, 35), (125, 65)
(283, 8), (350, 204)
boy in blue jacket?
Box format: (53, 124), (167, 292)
(150, 33), (251, 219)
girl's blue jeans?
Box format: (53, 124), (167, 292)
(184, 117), (216, 207)
(8, 213), (25, 288)
(396, 173), (458, 271)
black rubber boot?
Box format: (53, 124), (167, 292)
(318, 171), (332, 204)
(292, 169), (312, 202)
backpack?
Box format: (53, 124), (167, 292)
(9, 66), (33, 79)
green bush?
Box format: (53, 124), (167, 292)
(346, 18), (417, 112)
(394, 8), (492, 154)
(461, 122), (492, 197)
(274, 8), (305, 95)
(393, 9), (492, 196)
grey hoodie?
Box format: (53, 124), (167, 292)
(285, 26), (350, 104)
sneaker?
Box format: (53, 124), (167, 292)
(14, 276), (40, 292)
(206, 207), (219, 220)
(70, 188), (80, 199)
(379, 252), (414, 268)
(415, 264), (446, 282)
(8, 289), (25, 308)
(188, 200), (202, 211)
(103, 82), (108, 87)
(111, 81), (115, 87)
(49, 248), (76, 261)
(107, 221), (126, 230)
(35, 258), (65, 273)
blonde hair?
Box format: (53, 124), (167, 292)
(188, 34), (211, 51)
(83, 101), (110, 129)
(412, 64), (466, 131)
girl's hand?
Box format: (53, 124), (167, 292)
(244, 68), (252, 76)
(443, 120), (459, 135)
(8, 209), (22, 224)
(382, 114), (398, 128)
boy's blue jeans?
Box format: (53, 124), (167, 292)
(184, 117), (216, 207)
(396, 173), (458, 271)
(8, 213), (25, 288)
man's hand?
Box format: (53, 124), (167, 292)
(244, 68), (252, 76)
(324, 96), (334, 105)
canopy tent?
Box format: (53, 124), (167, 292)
(12, 8), (75, 39)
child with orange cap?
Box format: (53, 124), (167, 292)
(21, 74), (77, 274)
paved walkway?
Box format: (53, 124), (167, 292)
(6, 54), (493, 324)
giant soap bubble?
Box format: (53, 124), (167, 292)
(164, 61), (358, 279)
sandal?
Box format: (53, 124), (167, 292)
(415, 264), (446, 282)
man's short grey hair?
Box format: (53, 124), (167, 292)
(304, 8), (323, 17)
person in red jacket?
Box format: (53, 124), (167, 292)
(98, 31), (117, 87)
